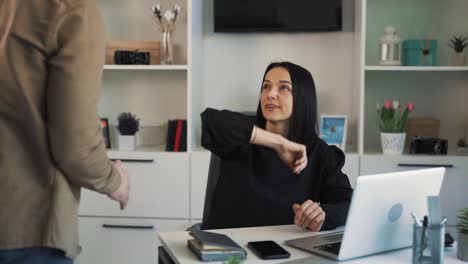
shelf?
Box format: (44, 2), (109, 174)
(365, 66), (468, 72)
(103, 65), (188, 71)
(362, 151), (467, 158)
(106, 146), (187, 161)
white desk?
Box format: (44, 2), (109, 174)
(158, 225), (462, 264)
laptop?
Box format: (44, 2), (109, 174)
(285, 167), (445, 261)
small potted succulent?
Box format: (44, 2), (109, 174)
(449, 35), (467, 66)
(117, 112), (140, 151)
(456, 138), (468, 156)
(457, 208), (468, 261)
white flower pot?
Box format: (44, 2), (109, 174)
(118, 135), (136, 151)
(451, 52), (465, 66)
(457, 147), (468, 156)
(458, 233), (468, 262)
(380, 133), (406, 155)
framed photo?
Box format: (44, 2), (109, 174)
(100, 118), (111, 149)
(319, 115), (347, 152)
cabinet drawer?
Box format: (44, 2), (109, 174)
(77, 217), (189, 264)
(79, 153), (189, 218)
(359, 155), (457, 175)
(360, 155), (468, 225)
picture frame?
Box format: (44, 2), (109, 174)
(319, 115), (347, 152)
(100, 118), (111, 149)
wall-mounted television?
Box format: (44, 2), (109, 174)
(214, 0), (342, 33)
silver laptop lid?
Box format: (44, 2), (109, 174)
(338, 167), (444, 260)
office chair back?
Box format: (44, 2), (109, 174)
(200, 154), (221, 229)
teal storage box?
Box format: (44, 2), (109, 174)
(403, 39), (437, 66)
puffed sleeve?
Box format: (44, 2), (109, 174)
(201, 108), (254, 160)
(319, 145), (353, 230)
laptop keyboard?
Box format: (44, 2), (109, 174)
(322, 233), (343, 242)
(315, 242), (342, 255)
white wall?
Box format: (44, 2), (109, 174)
(193, 0), (359, 151)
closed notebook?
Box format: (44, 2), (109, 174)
(187, 230), (247, 261)
(188, 239), (240, 252)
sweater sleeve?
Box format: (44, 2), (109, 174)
(46, 3), (120, 195)
(318, 145), (353, 230)
(201, 108), (255, 160)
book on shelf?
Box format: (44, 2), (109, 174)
(165, 119), (187, 152)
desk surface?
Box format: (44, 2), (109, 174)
(158, 225), (462, 264)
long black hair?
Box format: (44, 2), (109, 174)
(255, 62), (319, 146)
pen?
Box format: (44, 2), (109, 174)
(419, 216), (428, 258)
(411, 211), (422, 227)
(440, 217), (447, 226)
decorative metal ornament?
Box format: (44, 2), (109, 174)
(379, 26), (402, 65)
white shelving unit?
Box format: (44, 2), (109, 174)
(355, 0), (468, 228)
(357, 0), (468, 155)
(94, 0), (192, 156)
(77, 0), (203, 263)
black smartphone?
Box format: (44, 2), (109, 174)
(247, 240), (290, 260)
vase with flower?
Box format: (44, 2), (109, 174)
(151, 3), (182, 65)
(377, 100), (414, 155)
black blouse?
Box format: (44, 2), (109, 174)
(201, 108), (353, 231)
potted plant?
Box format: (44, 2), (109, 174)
(456, 139), (468, 156)
(457, 208), (468, 261)
(377, 100), (414, 155)
(117, 112), (140, 151)
(224, 256), (243, 264)
(449, 35), (467, 66)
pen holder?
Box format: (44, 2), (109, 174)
(412, 223), (445, 264)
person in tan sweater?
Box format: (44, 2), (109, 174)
(0, 0), (130, 263)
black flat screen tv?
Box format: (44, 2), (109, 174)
(214, 0), (342, 32)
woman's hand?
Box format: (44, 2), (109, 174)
(277, 139), (307, 174)
(293, 200), (325, 231)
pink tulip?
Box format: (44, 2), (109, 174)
(407, 102), (414, 111)
(384, 100), (392, 109)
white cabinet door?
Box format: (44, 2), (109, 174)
(343, 153), (359, 188)
(360, 155), (468, 225)
(190, 151), (211, 220)
(77, 217), (189, 264)
(79, 153), (189, 218)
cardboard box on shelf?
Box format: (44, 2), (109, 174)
(405, 117), (440, 149)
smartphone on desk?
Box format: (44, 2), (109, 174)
(247, 240), (290, 260)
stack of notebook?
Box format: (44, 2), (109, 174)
(187, 230), (247, 262)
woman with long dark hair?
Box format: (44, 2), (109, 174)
(201, 62), (352, 231)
